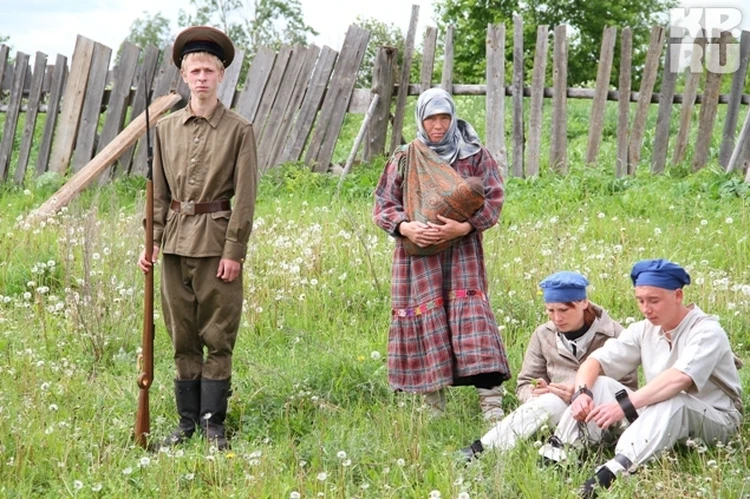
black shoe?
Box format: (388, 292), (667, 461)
(578, 466), (616, 499)
(459, 439), (485, 462)
(538, 435), (566, 467)
(200, 378), (232, 451)
(162, 379), (201, 447)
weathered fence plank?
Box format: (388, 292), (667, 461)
(15, 52), (47, 184)
(651, 37), (679, 174)
(420, 27), (437, 94)
(527, 25), (549, 177)
(253, 46), (293, 136)
(0, 45), (9, 94)
(119, 45), (159, 175)
(672, 35), (705, 165)
(586, 26), (617, 165)
(512, 15), (524, 178)
(486, 24), (507, 175)
(719, 30), (750, 167)
(35, 54), (67, 177)
(550, 25), (568, 174)
(217, 49), (244, 107)
(97, 41), (140, 181)
(727, 98), (750, 173)
(616, 28), (632, 177)
(0, 52), (30, 180)
(236, 47), (276, 123)
(306, 25), (370, 172)
(365, 46), (397, 161)
(338, 93), (380, 191)
(441, 25), (455, 93)
(280, 46), (337, 163)
(692, 32), (730, 171)
(71, 42), (112, 173)
(389, 5), (419, 153)
(265, 45), (321, 170)
(49, 35), (95, 175)
(627, 26), (665, 174)
(258, 45), (308, 170)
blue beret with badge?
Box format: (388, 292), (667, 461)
(630, 259), (691, 290)
(539, 271), (589, 303)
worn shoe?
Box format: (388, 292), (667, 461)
(459, 439), (485, 462)
(538, 435), (567, 466)
(200, 378), (232, 450)
(477, 386), (505, 423)
(162, 379), (201, 447)
(578, 466), (616, 498)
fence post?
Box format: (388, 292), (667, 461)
(389, 4), (419, 154)
(486, 23), (507, 177)
(420, 27), (437, 94)
(616, 28), (632, 178)
(672, 35), (705, 165)
(527, 25), (549, 177)
(719, 30), (750, 167)
(15, 51), (47, 184)
(366, 46), (397, 161)
(0, 52), (30, 181)
(651, 37), (679, 174)
(441, 25), (454, 94)
(512, 15), (524, 178)
(550, 25), (568, 174)
(586, 26), (617, 165)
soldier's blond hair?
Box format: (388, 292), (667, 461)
(180, 52), (225, 72)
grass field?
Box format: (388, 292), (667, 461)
(0, 95), (749, 498)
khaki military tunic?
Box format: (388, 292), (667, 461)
(151, 101), (258, 380)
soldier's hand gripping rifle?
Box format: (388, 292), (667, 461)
(135, 81), (155, 449)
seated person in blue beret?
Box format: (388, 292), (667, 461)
(460, 271), (637, 460)
(539, 259), (743, 498)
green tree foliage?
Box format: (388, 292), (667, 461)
(354, 16), (405, 88)
(123, 11), (172, 51)
(0, 33), (9, 45)
(434, 0), (676, 86)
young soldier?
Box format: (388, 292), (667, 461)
(138, 26), (258, 450)
(539, 259), (742, 498)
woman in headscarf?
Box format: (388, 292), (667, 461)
(373, 88), (511, 421)
(459, 271), (638, 459)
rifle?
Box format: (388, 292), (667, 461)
(135, 81), (155, 449)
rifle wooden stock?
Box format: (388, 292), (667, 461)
(134, 166), (155, 448)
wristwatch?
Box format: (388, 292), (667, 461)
(615, 389), (639, 423)
(571, 385), (593, 403)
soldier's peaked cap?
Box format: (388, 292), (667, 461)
(172, 26), (235, 68)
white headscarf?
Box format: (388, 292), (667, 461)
(415, 88), (482, 164)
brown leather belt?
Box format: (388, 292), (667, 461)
(170, 199), (230, 215)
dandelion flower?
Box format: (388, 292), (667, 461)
(122, 467), (133, 475)
(317, 472), (328, 481)
(336, 450), (347, 459)
(397, 458), (406, 467)
(290, 493), (301, 499)
(458, 493), (470, 499)
(139, 457), (150, 467)
(429, 491), (441, 499)
(370, 351), (382, 361)
(342, 459), (351, 467)
(91, 483), (102, 492)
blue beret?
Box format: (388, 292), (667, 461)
(539, 271), (589, 303)
(630, 259), (691, 290)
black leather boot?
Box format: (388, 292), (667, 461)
(162, 379), (201, 447)
(200, 378), (231, 450)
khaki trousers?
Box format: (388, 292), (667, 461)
(161, 254), (243, 380)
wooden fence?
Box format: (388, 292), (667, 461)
(2, 7), (750, 189)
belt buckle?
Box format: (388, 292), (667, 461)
(183, 200), (195, 216)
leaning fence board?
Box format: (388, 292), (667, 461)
(616, 28), (632, 177)
(119, 45), (159, 175)
(265, 45), (321, 170)
(512, 15), (524, 178)
(71, 42), (112, 173)
(727, 99), (750, 173)
(15, 52), (47, 184)
(527, 25), (548, 177)
(672, 35), (705, 165)
(35, 55), (67, 177)
(692, 32), (729, 171)
(338, 94), (379, 192)
(236, 47), (276, 123)
(97, 41), (140, 181)
(586, 26), (617, 165)
(627, 26), (665, 174)
(258, 45), (308, 170)
(441, 26), (455, 93)
(0, 52), (30, 181)
(486, 24), (507, 174)
(389, 5), (419, 154)
(217, 49), (244, 107)
(0, 45), (9, 93)
(306, 25), (370, 172)
(550, 25), (568, 173)
(49, 36), (95, 175)
(280, 46), (338, 163)
(420, 27), (437, 93)
(719, 30), (750, 167)
(365, 46), (397, 161)
(253, 46), (293, 137)
(31, 93), (182, 218)
(651, 37), (679, 174)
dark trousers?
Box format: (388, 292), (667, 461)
(161, 254), (242, 380)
